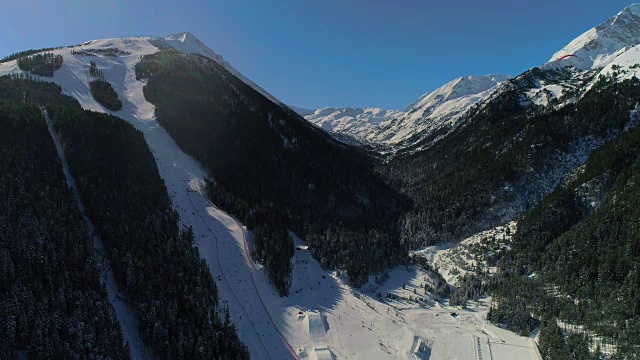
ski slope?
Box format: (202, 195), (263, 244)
(0, 35), (541, 359)
(0, 37), (295, 359)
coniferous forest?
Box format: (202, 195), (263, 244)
(17, 52), (63, 77)
(0, 48), (54, 63)
(2, 28), (640, 358)
(485, 79), (640, 358)
(0, 98), (129, 358)
(48, 106), (249, 359)
(382, 70), (640, 250)
(88, 61), (122, 111)
(90, 79), (122, 111)
(0, 75), (249, 359)
(136, 50), (408, 288)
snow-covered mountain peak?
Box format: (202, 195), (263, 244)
(303, 74), (511, 150)
(405, 74), (511, 111)
(548, 3), (640, 69)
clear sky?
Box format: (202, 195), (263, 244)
(0, 1), (630, 109)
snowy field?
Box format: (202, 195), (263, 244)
(0, 35), (541, 359)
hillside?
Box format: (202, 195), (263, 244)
(0, 43), (250, 358)
(0, 32), (415, 359)
(381, 3), (640, 250)
(135, 45), (408, 287)
(1, 3), (640, 358)
(489, 108), (640, 357)
(0, 79), (129, 359)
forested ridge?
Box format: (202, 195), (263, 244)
(49, 106), (249, 359)
(0, 94), (129, 358)
(2, 33), (640, 358)
(0, 48), (54, 63)
(136, 49), (408, 288)
(485, 79), (640, 358)
(383, 70), (640, 249)
(0, 75), (249, 359)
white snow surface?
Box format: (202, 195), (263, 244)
(305, 107), (404, 143)
(548, 3), (640, 70)
(415, 222), (516, 286)
(0, 36), (294, 359)
(378, 74), (511, 146)
(1, 34), (539, 359)
(304, 74), (511, 149)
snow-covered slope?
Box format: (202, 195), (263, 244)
(305, 107), (404, 143)
(0, 36), (297, 359)
(515, 3), (640, 111)
(303, 74), (510, 149)
(377, 74), (511, 147)
(548, 3), (640, 70)
(0, 32), (542, 359)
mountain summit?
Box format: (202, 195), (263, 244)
(303, 73), (510, 149)
(548, 3), (640, 69)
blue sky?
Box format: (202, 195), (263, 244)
(0, 1), (630, 109)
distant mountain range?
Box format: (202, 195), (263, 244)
(297, 3), (640, 154)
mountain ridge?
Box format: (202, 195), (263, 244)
(305, 3), (640, 152)
(302, 73), (511, 150)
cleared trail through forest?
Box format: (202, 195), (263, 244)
(43, 110), (151, 359)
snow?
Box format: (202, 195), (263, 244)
(2, 33), (540, 359)
(379, 75), (511, 148)
(596, 43), (640, 81)
(0, 36), (295, 359)
(303, 74), (510, 150)
(304, 107), (404, 143)
(548, 4), (640, 70)
(302, 4), (640, 152)
(250, 231), (540, 359)
(43, 110), (151, 359)
(415, 222), (516, 286)
(522, 81), (567, 108)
